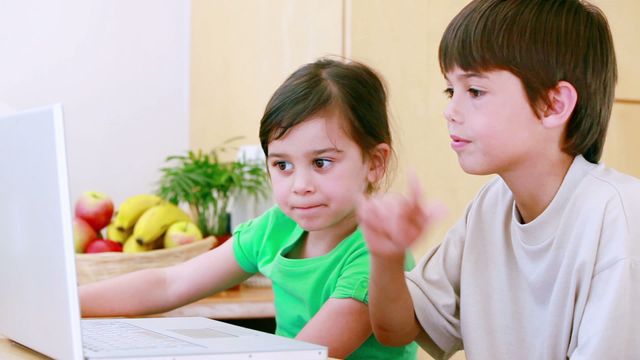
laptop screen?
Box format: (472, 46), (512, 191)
(0, 104), (84, 359)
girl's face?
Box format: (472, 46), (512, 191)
(443, 67), (546, 177)
(267, 110), (380, 237)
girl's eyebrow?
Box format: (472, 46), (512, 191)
(267, 147), (342, 159)
(312, 147), (342, 155)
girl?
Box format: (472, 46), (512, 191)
(80, 58), (417, 360)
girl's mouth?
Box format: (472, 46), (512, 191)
(293, 204), (323, 211)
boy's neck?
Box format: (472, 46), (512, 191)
(501, 153), (574, 224)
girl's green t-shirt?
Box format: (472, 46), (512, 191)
(232, 206), (417, 360)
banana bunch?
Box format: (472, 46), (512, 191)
(106, 222), (131, 243)
(103, 194), (199, 253)
(132, 202), (191, 245)
(122, 234), (156, 253)
(113, 194), (163, 231)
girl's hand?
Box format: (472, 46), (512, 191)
(357, 172), (442, 258)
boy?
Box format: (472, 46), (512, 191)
(358, 0), (640, 359)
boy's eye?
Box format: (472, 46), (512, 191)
(443, 87), (454, 98)
(273, 161), (293, 172)
(468, 88), (484, 98)
(313, 158), (332, 169)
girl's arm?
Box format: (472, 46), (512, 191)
(80, 238), (252, 317)
(296, 297), (371, 359)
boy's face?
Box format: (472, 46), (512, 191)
(266, 110), (372, 238)
(444, 67), (546, 176)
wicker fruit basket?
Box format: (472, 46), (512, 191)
(75, 237), (217, 285)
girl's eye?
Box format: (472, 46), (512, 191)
(273, 161), (293, 172)
(468, 88), (484, 98)
(313, 158), (332, 169)
(443, 87), (454, 99)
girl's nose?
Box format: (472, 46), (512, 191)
(291, 170), (315, 195)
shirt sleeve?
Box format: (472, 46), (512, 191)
(569, 258), (640, 359)
(232, 219), (260, 273)
(232, 206), (280, 274)
(330, 245), (370, 303)
(405, 212), (467, 359)
(331, 239), (416, 304)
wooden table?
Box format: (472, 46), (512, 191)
(153, 285), (275, 319)
(0, 337), (43, 360)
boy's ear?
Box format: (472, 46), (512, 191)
(367, 143), (391, 184)
(541, 81), (578, 129)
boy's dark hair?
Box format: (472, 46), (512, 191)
(259, 58), (392, 166)
(439, 0), (617, 163)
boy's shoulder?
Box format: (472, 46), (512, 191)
(583, 163), (640, 231)
(586, 162), (640, 199)
(467, 157), (640, 222)
(578, 162), (640, 267)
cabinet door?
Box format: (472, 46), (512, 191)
(592, 0), (640, 101)
(602, 103), (640, 177)
(190, 0), (344, 152)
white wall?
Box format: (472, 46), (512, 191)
(0, 0), (191, 206)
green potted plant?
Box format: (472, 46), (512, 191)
(155, 140), (269, 239)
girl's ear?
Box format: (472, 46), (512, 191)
(541, 81), (578, 129)
(367, 143), (391, 185)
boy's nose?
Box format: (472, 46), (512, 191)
(444, 100), (461, 123)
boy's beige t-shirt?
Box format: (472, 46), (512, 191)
(406, 156), (640, 359)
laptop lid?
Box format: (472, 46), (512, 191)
(0, 105), (328, 360)
(0, 104), (84, 359)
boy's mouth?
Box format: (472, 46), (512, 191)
(450, 135), (471, 150)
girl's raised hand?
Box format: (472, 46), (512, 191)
(357, 172), (443, 258)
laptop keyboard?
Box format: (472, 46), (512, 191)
(82, 320), (201, 353)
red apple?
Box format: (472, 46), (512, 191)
(75, 191), (114, 232)
(85, 238), (123, 253)
(73, 217), (97, 253)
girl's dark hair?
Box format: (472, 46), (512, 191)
(439, 0), (617, 163)
(259, 58), (392, 177)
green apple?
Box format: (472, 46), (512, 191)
(164, 221), (203, 248)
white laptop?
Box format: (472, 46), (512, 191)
(0, 104), (327, 360)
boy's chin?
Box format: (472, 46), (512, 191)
(457, 158), (495, 176)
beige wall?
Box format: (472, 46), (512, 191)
(190, 0), (640, 250)
(190, 0), (344, 159)
(595, 0), (640, 177)
(595, 0), (640, 100)
(349, 0), (489, 259)
(348, 0), (640, 256)
(190, 2), (638, 359)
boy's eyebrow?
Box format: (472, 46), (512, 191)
(267, 147), (342, 159)
(445, 71), (488, 81)
(462, 72), (487, 79)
